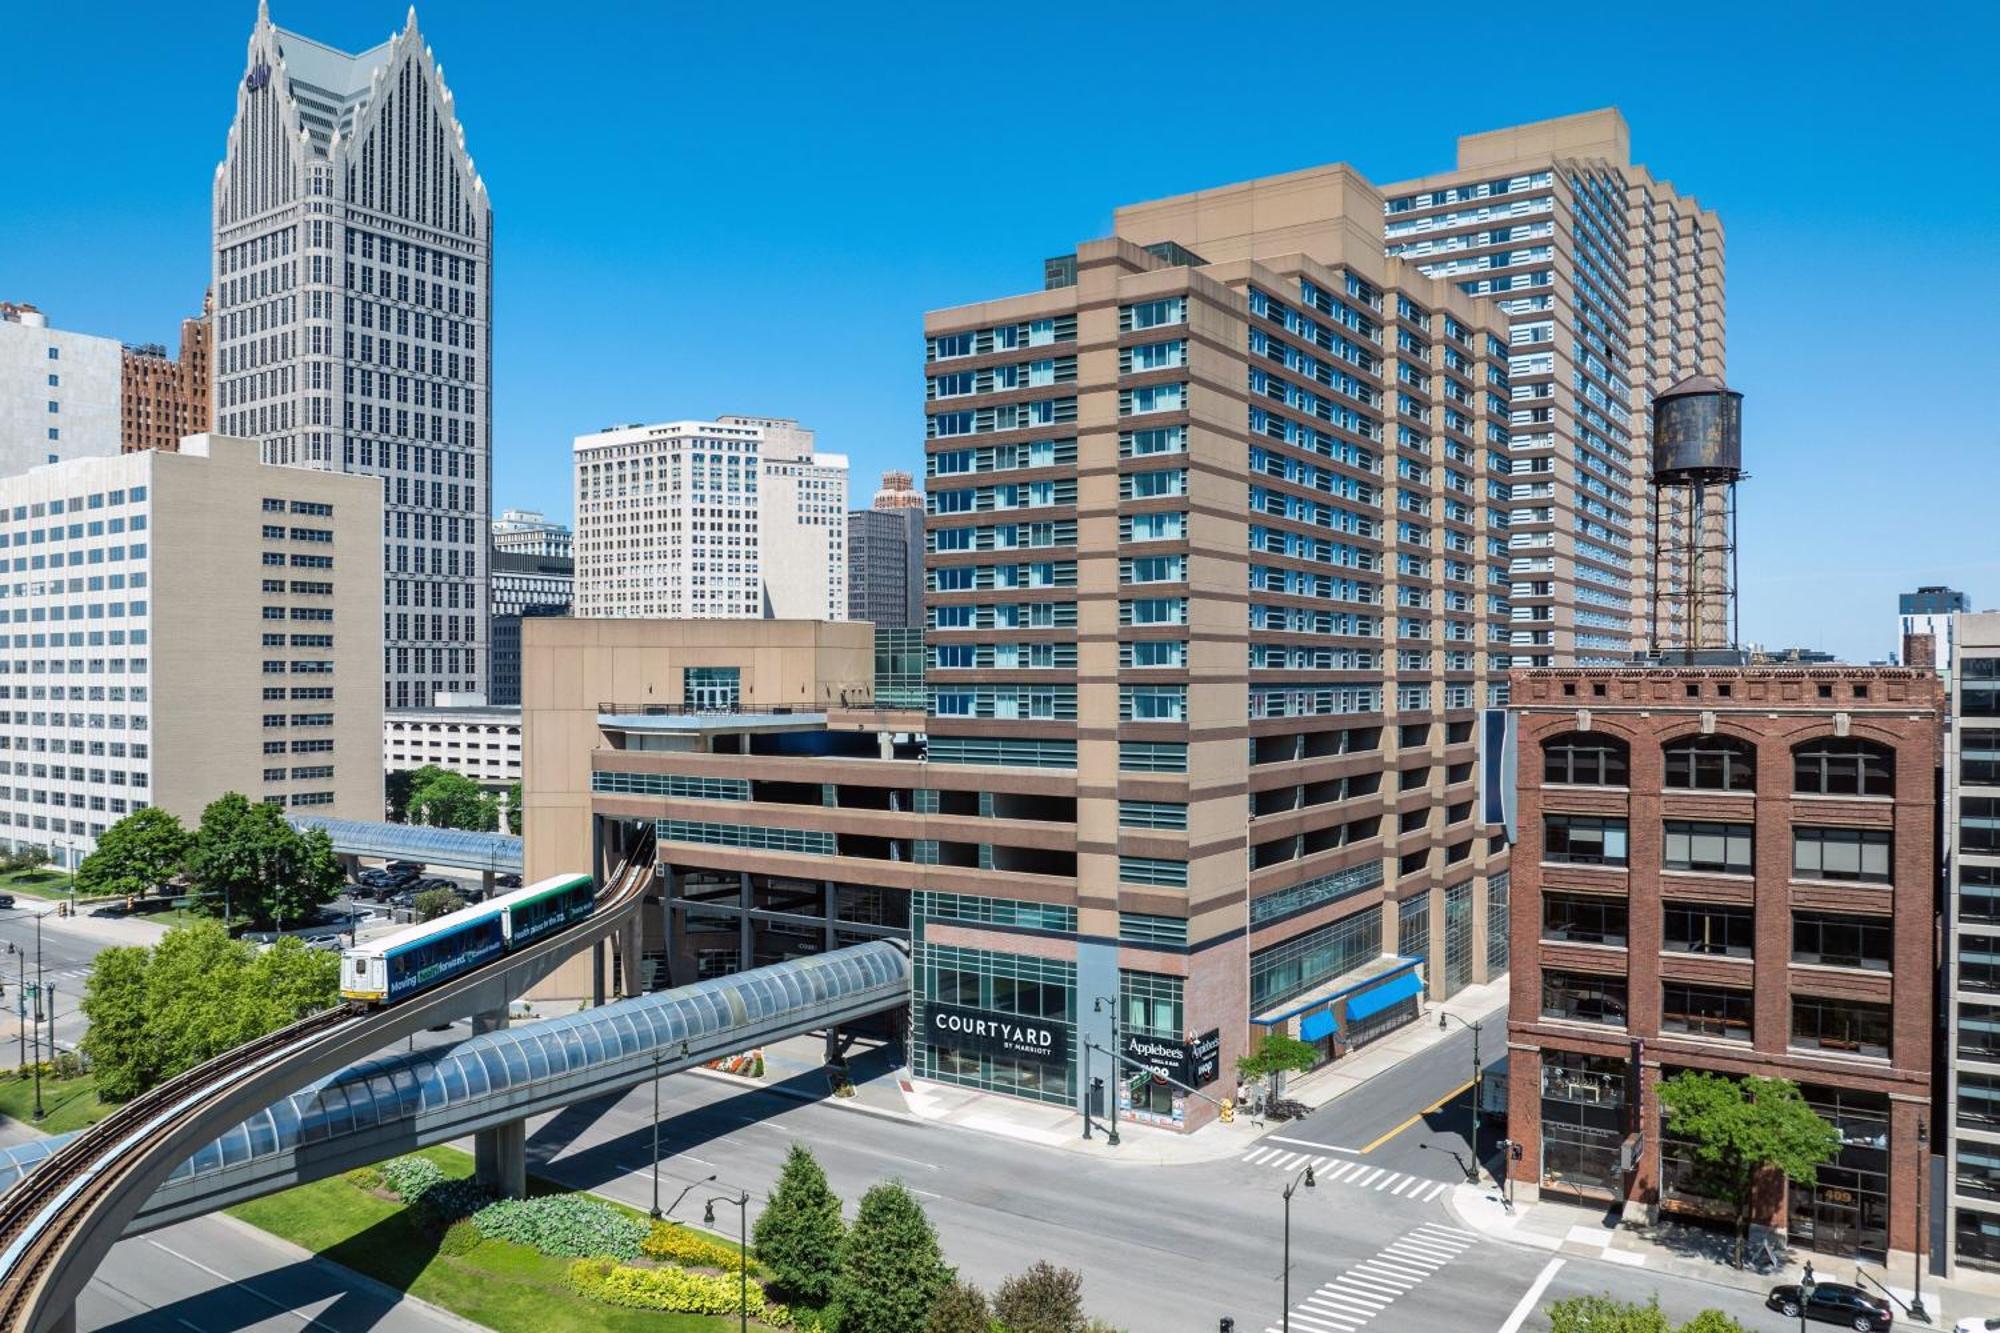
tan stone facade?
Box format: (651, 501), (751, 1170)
(1507, 666), (1938, 1263)
(120, 294), (212, 453)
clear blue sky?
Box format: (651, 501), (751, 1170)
(3, 2), (1994, 662)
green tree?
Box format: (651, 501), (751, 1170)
(75, 808), (192, 901)
(1657, 1071), (1842, 1267)
(831, 1181), (953, 1333)
(185, 794), (341, 928)
(924, 1279), (991, 1333)
(414, 887), (465, 922)
(79, 945), (156, 1100)
(505, 781), (522, 835)
(992, 1260), (1085, 1333)
(1236, 1031), (1318, 1099)
(753, 1142), (847, 1304)
(1674, 1312), (1747, 1333)
(385, 767), (432, 822)
(408, 770), (499, 832)
(1544, 1296), (1744, 1333)
(80, 922), (339, 1101)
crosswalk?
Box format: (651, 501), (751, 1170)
(1267, 1221), (1478, 1333)
(1239, 1146), (1455, 1205)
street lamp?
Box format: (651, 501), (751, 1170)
(703, 1189), (752, 1333)
(1911, 1114), (1929, 1323)
(1280, 1163), (1317, 1333)
(1439, 1011), (1483, 1183)
(1796, 1261), (1815, 1333)
(1092, 996), (1121, 1147)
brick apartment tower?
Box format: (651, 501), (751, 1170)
(1507, 666), (1939, 1264)
(121, 292), (213, 452)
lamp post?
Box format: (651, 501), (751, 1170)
(1092, 995), (1121, 1147)
(649, 1050), (664, 1218)
(704, 1190), (752, 1333)
(1911, 1114), (1929, 1323)
(31, 911), (43, 1121)
(1439, 1011), (1483, 1183)
(1796, 1262), (1814, 1333)
(1280, 1163), (1317, 1332)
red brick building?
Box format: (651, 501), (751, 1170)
(1505, 666), (1940, 1263)
(120, 292), (211, 453)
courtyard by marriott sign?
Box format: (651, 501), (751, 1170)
(926, 1002), (1067, 1066)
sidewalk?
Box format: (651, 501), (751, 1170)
(694, 980), (1508, 1168)
(1448, 1181), (1996, 1326)
(1284, 974), (1508, 1111)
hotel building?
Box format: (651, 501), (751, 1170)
(1506, 666), (1938, 1264)
(1945, 614), (2000, 1274)
(522, 176), (1514, 1132)
(0, 434), (381, 868)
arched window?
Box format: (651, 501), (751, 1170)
(1543, 732), (1628, 786)
(1794, 738), (1896, 797)
(1662, 734), (1757, 792)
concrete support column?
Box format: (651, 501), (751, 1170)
(621, 916), (643, 998)
(481, 868), (495, 901)
(822, 882), (837, 953)
(738, 872), (754, 971)
(470, 1007), (526, 1199)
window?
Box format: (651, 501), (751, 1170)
(1961, 937), (2000, 994)
(1541, 970), (1627, 1026)
(1662, 901), (1753, 957)
(1543, 814), (1628, 866)
(1961, 1071), (2000, 1129)
(1661, 982), (1753, 1041)
(1961, 1001), (2000, 1063)
(1792, 911), (1891, 971)
(1964, 797), (2000, 854)
(1543, 732), (1627, 786)
(1793, 738), (1895, 796)
(1662, 734), (1756, 792)
(1791, 996), (1890, 1058)
(1963, 730), (2000, 786)
(1964, 864), (2000, 924)
(1792, 826), (1891, 883)
(1540, 891), (1627, 946)
(1663, 820), (1754, 875)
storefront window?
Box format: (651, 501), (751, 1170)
(1120, 971), (1186, 1123)
(1957, 1208), (2000, 1274)
(1789, 1084), (1890, 1259)
(1486, 873), (1510, 974)
(1443, 881), (1473, 995)
(1539, 1051), (1628, 1202)
(1250, 910), (1381, 1010)
(914, 942), (1076, 1108)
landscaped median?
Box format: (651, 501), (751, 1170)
(229, 1146), (794, 1332)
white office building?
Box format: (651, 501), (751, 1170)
(0, 304), (123, 477)
(573, 415), (847, 620)
(213, 5), (493, 708)
(491, 506), (571, 559)
(384, 697), (520, 786)
(0, 434), (381, 868)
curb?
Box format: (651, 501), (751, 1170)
(685, 1065), (923, 1126)
(214, 1212), (491, 1333)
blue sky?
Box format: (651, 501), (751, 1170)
(2, 1), (1994, 662)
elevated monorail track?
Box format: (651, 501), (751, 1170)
(0, 838), (654, 1333)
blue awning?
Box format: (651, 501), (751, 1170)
(1298, 1007), (1338, 1042)
(1344, 969), (1423, 1023)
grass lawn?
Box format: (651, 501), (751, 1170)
(0, 869), (85, 902)
(229, 1146), (779, 1332)
(0, 1069), (112, 1134)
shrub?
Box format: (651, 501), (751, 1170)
(993, 1261), (1085, 1332)
(925, 1278), (991, 1332)
(473, 1194), (647, 1259)
(754, 1143), (845, 1303)
(343, 1165), (386, 1192)
(831, 1181), (952, 1333)
(412, 1179), (493, 1226)
(438, 1218), (482, 1257)
(565, 1257), (767, 1317)
(380, 1155), (445, 1202)
(644, 1221), (759, 1273)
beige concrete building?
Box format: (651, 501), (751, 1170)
(0, 434), (380, 869)
(384, 699), (521, 787)
(1115, 109), (1725, 665)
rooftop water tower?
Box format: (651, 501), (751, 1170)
(1647, 375), (1744, 661)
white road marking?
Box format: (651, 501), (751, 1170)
(1266, 1135), (1359, 1154)
(1391, 1177), (1418, 1196)
(1325, 1161), (1360, 1182)
(1354, 1167), (1384, 1187)
(142, 1238), (339, 1331)
(1372, 1171), (1400, 1191)
(1245, 1147), (1277, 1164)
(1420, 1221), (1479, 1240)
(1496, 1257), (1566, 1333)
(1287, 1310), (1354, 1332)
(1421, 1180), (1449, 1202)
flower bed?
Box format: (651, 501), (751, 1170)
(566, 1256), (769, 1319)
(642, 1221), (759, 1274)
(473, 1194), (648, 1260)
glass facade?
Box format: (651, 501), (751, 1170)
(1398, 892), (1431, 975)
(1539, 1051), (1626, 1201)
(1486, 872), (1510, 974)
(683, 665), (741, 712)
(1250, 909), (1382, 1010)
(1787, 1085), (1890, 1259)
(913, 942), (1075, 1107)
(873, 627), (925, 708)
(1442, 880), (1473, 995)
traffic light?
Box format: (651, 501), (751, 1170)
(1220, 1319), (1235, 1333)
(1220, 1097), (1235, 1124)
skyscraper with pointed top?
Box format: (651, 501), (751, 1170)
(213, 3), (493, 709)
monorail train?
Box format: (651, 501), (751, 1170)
(340, 872), (595, 1004)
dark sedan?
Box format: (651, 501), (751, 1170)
(1767, 1281), (1893, 1331)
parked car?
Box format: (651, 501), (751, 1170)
(418, 877), (458, 894)
(494, 873), (523, 889)
(1956, 1318), (2000, 1333)
(1767, 1281), (1893, 1331)
(385, 861), (425, 877)
(0, 893), (15, 910)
